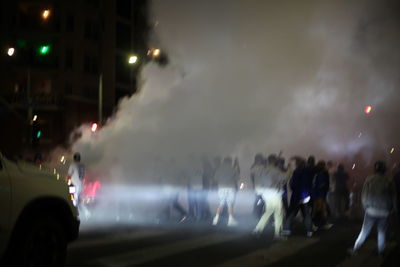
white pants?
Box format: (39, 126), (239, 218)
(218, 188), (236, 206)
(254, 188), (283, 236)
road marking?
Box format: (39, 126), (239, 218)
(68, 229), (169, 250)
(91, 232), (242, 267)
(215, 237), (319, 267)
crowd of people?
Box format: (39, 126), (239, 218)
(70, 152), (399, 256)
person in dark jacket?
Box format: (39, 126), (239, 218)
(333, 164), (349, 218)
(312, 161), (331, 228)
(283, 157), (313, 237)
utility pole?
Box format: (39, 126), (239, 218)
(98, 73), (103, 125)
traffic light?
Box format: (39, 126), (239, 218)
(32, 121), (42, 146)
(38, 45), (50, 55)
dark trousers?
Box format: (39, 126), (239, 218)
(284, 199), (312, 233)
(188, 189), (204, 220)
(159, 193), (187, 222)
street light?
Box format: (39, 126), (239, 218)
(364, 105), (372, 115)
(42, 9), (51, 20)
(128, 55), (138, 64)
(153, 48), (161, 58)
(7, 47), (15, 56)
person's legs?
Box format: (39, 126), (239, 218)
(188, 189), (195, 218)
(283, 200), (300, 234)
(254, 197), (274, 233)
(300, 203), (313, 233)
(172, 192), (187, 219)
(354, 214), (376, 251)
(273, 196), (284, 237)
(377, 216), (389, 254)
(225, 188), (238, 226)
(213, 188), (226, 225)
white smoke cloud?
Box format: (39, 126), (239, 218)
(64, 0), (400, 223)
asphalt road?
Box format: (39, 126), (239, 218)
(66, 218), (400, 267)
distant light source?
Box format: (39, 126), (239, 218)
(39, 45), (50, 55)
(153, 48), (161, 58)
(390, 147), (395, 154)
(239, 182), (245, 190)
(352, 163), (356, 170)
(42, 9), (51, 20)
(128, 55), (138, 64)
(7, 47), (15, 56)
(60, 155), (65, 163)
(364, 105), (372, 114)
(36, 130), (42, 139)
(32, 115), (38, 121)
(91, 122), (98, 133)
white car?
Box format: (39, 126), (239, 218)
(0, 153), (80, 266)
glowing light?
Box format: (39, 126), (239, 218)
(128, 55), (138, 64)
(53, 168), (57, 174)
(39, 45), (50, 55)
(32, 115), (38, 121)
(91, 122), (98, 133)
(69, 186), (76, 194)
(7, 47), (15, 56)
(358, 132), (362, 138)
(364, 105), (372, 114)
(36, 130), (42, 138)
(42, 9), (50, 20)
(60, 155), (65, 163)
(153, 48), (161, 58)
(390, 147), (395, 154)
(352, 163), (356, 170)
(239, 182), (245, 190)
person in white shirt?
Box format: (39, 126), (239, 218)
(68, 153), (85, 207)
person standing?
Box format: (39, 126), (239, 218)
(312, 161), (331, 229)
(68, 153), (88, 218)
(159, 159), (188, 223)
(187, 161), (204, 221)
(251, 154), (266, 220)
(253, 154), (286, 239)
(333, 164), (349, 218)
(349, 161), (397, 256)
(212, 157), (239, 226)
(283, 157), (314, 237)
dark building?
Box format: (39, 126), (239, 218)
(0, 0), (150, 157)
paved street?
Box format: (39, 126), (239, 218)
(66, 219), (399, 267)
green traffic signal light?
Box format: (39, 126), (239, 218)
(38, 45), (50, 55)
(36, 130), (42, 139)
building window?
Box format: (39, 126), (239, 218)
(65, 48), (74, 70)
(116, 0), (131, 18)
(66, 13), (74, 32)
(85, 0), (100, 8)
(115, 54), (130, 84)
(65, 81), (72, 94)
(116, 22), (131, 50)
(84, 54), (99, 74)
(84, 19), (100, 41)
